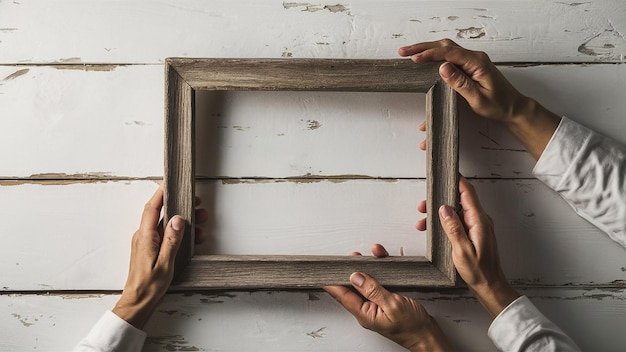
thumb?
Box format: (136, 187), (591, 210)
(439, 62), (478, 101)
(438, 205), (472, 252)
(156, 215), (186, 270)
(350, 272), (393, 311)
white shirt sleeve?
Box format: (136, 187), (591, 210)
(488, 296), (581, 351)
(532, 116), (626, 247)
(73, 310), (146, 352)
(489, 116), (625, 351)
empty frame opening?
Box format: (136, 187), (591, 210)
(194, 90), (428, 256)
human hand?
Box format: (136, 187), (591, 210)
(437, 176), (520, 318)
(400, 39), (561, 160)
(112, 187), (209, 329)
(399, 38), (528, 125)
(323, 246), (454, 352)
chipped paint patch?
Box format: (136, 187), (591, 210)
(447, 16), (459, 21)
(457, 26), (486, 39)
(306, 119), (321, 130)
(0, 28), (18, 31)
(324, 4), (349, 13)
(0, 179), (111, 186)
(283, 2), (350, 14)
(28, 172), (114, 179)
(233, 125), (250, 131)
(578, 42), (598, 56)
(3, 68), (29, 81)
(391, 33), (404, 39)
(52, 64), (121, 72)
(125, 120), (148, 126)
(158, 309), (194, 317)
(145, 335), (200, 351)
(307, 327), (326, 338)
(11, 313), (35, 327)
(56, 57), (82, 64)
(282, 51), (293, 58)
(308, 293), (320, 301)
(556, 1), (590, 6)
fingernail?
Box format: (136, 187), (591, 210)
(439, 62), (456, 78)
(439, 205), (454, 220)
(350, 273), (366, 287)
(171, 216), (184, 231)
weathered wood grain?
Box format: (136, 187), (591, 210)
(426, 81), (458, 282)
(170, 58), (441, 91)
(165, 59), (458, 287)
(3, 289), (626, 351)
(2, 65), (625, 179)
(0, 1), (624, 64)
(2, 180), (626, 290)
(171, 255), (451, 289)
(164, 64), (195, 280)
(4, 1), (626, 351)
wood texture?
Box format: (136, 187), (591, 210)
(164, 63), (195, 279)
(173, 255), (451, 289)
(165, 59), (458, 288)
(170, 58), (441, 91)
(426, 82), (458, 282)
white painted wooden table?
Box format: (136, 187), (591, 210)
(1, 1), (625, 351)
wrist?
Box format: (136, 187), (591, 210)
(112, 292), (160, 330)
(471, 279), (521, 319)
(502, 96), (561, 160)
(406, 316), (454, 352)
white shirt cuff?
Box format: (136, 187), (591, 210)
(488, 296), (580, 351)
(73, 310), (146, 352)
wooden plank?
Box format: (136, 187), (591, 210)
(1, 179), (625, 290)
(0, 65), (164, 178)
(426, 81), (458, 282)
(164, 63), (195, 279)
(3, 288), (625, 351)
(170, 58), (440, 91)
(172, 255), (451, 289)
(0, 1), (624, 64)
(2, 64), (625, 179)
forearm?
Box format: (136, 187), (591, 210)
(504, 97), (561, 160)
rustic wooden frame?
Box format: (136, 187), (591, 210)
(164, 58), (458, 289)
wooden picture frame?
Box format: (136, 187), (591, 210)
(164, 58), (458, 289)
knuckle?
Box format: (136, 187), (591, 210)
(455, 75), (471, 90)
(364, 283), (383, 300)
(444, 219), (464, 235)
(475, 51), (491, 62)
(441, 38), (457, 47)
(386, 295), (403, 312)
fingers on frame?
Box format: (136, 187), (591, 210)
(398, 38), (460, 56)
(140, 187), (165, 230)
(459, 176), (486, 213)
(156, 215), (185, 270)
(323, 284), (366, 317)
(352, 272), (394, 312)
